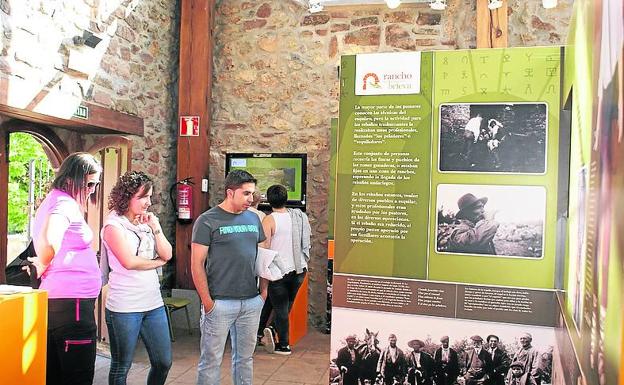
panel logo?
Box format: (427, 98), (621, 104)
(355, 52), (421, 96)
(362, 72), (381, 90)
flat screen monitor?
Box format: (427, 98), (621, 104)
(225, 153), (307, 209)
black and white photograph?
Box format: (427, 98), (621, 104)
(436, 184), (546, 258)
(329, 308), (556, 385)
(438, 103), (548, 173)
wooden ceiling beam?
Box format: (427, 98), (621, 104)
(0, 85), (143, 136)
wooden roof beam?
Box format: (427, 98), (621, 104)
(0, 82), (143, 136)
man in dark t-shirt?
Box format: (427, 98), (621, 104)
(191, 170), (267, 385)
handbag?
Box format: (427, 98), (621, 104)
(5, 241), (40, 288)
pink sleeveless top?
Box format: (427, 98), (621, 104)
(33, 189), (101, 299)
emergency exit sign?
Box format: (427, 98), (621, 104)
(73, 105), (89, 120)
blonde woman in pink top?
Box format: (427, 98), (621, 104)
(31, 152), (102, 385)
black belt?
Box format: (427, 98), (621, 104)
(284, 268), (307, 277)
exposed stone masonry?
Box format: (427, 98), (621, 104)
(0, 0), (179, 245)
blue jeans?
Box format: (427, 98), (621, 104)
(105, 306), (172, 385)
(197, 295), (264, 385)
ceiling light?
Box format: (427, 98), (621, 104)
(72, 30), (103, 48)
(542, 0), (557, 8)
(488, 0), (503, 9)
(386, 0), (401, 9)
(429, 0), (446, 10)
(309, 0), (324, 13)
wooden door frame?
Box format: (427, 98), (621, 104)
(0, 101), (143, 283)
(86, 136), (132, 172)
(0, 120), (69, 282)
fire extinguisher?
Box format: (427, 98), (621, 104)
(170, 178), (194, 224)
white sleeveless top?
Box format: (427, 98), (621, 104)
(270, 212), (296, 274)
(102, 212), (164, 312)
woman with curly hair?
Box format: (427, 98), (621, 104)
(101, 171), (173, 385)
(31, 152), (102, 385)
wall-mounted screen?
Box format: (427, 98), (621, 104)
(225, 153), (307, 209)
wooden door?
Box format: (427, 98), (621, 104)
(86, 137), (132, 253)
(86, 136), (132, 342)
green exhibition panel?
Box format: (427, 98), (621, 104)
(334, 47), (562, 288)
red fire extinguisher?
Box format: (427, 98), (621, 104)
(170, 178), (194, 223)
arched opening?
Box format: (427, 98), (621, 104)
(0, 97), (142, 288)
(5, 132), (55, 267)
(4, 120), (69, 168)
(0, 120), (68, 279)
(1, 118), (134, 341)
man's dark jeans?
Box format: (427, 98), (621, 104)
(258, 270), (306, 347)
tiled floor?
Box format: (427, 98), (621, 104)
(94, 328), (331, 385)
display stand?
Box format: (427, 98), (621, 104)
(0, 290), (47, 385)
(288, 275), (308, 345)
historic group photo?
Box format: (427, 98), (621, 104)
(330, 308), (555, 385)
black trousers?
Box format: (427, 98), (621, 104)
(47, 298), (97, 385)
(257, 270), (306, 347)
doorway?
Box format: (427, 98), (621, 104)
(5, 132), (54, 267)
(1, 119), (133, 341)
(1, 119), (133, 276)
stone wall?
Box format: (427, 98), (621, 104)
(507, 0), (573, 45)
(210, 0), (573, 329)
(0, 0), (180, 240)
